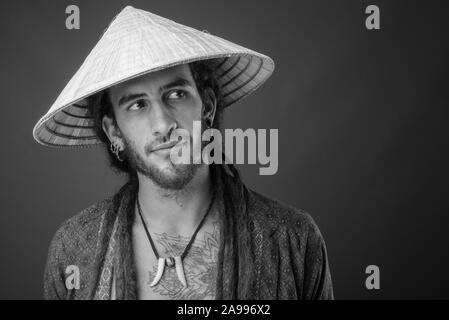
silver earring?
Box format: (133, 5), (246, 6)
(110, 142), (124, 162)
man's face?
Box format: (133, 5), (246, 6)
(103, 64), (205, 190)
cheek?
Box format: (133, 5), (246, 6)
(176, 101), (203, 132)
(117, 118), (149, 147)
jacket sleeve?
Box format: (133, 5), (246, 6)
(302, 216), (334, 300)
(43, 226), (68, 300)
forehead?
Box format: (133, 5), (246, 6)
(108, 64), (194, 101)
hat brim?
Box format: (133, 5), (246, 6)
(32, 6), (274, 147)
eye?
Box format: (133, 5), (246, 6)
(127, 100), (148, 111)
(166, 90), (187, 101)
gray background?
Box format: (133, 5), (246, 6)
(1, 0), (448, 299)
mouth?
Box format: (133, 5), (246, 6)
(151, 140), (180, 152)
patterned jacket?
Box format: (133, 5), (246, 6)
(44, 169), (334, 300)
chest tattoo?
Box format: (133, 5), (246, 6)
(147, 220), (220, 299)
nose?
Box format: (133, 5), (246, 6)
(148, 101), (177, 138)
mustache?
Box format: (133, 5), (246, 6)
(142, 118), (209, 155)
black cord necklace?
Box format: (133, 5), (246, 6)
(136, 190), (216, 288)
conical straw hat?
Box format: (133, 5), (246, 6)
(32, 5), (275, 147)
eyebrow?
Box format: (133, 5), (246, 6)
(118, 93), (147, 107)
(117, 76), (193, 107)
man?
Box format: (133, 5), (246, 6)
(34, 5), (333, 300)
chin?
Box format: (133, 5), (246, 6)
(142, 161), (198, 191)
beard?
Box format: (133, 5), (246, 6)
(122, 137), (199, 191)
(120, 126), (207, 191)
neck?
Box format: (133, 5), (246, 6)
(135, 166), (213, 235)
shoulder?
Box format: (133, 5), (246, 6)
(245, 189), (334, 299)
(43, 196), (114, 299)
(246, 188), (324, 243)
(48, 196), (114, 258)
(58, 196), (112, 237)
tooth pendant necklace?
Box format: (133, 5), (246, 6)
(136, 191), (215, 288)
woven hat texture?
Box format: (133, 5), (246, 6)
(32, 5), (275, 147)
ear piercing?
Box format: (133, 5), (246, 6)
(110, 141), (124, 162)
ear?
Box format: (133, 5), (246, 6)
(102, 114), (124, 147)
(202, 87), (217, 125)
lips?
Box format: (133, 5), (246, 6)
(151, 140), (180, 152)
